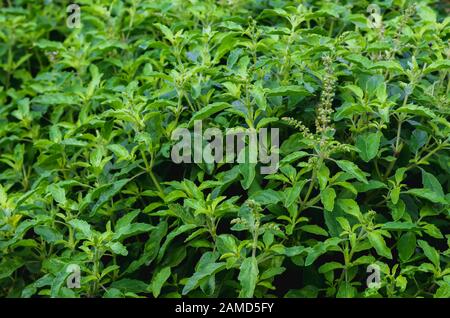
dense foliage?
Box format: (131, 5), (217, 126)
(0, 0), (449, 298)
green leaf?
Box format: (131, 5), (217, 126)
(321, 187), (336, 211)
(390, 199), (405, 221)
(189, 102), (230, 126)
(260, 266), (286, 280)
(370, 60), (404, 73)
(285, 286), (319, 298)
(107, 144), (130, 160)
(336, 282), (357, 298)
(355, 132), (381, 162)
(317, 164), (330, 190)
(397, 232), (416, 262)
(34, 226), (63, 244)
(115, 210), (140, 230)
(425, 60), (450, 73)
(90, 179), (130, 215)
(50, 267), (71, 297)
(278, 246), (305, 258)
(422, 223), (443, 239)
(113, 223), (154, 241)
(157, 224), (197, 262)
(249, 189), (281, 205)
(150, 267), (171, 298)
(280, 151), (309, 164)
(266, 85), (310, 97)
(337, 199), (362, 220)
(238, 257), (259, 298)
(417, 240), (440, 268)
(182, 262), (226, 295)
(318, 262), (344, 273)
(108, 241), (128, 256)
(252, 86), (268, 111)
(284, 181), (305, 208)
(406, 189), (447, 204)
(416, 4), (436, 22)
(354, 180), (386, 192)
(390, 187), (401, 204)
(239, 162), (256, 190)
(68, 219), (93, 240)
(110, 279), (148, 294)
(396, 105), (435, 118)
(0, 258), (24, 279)
(33, 93), (80, 105)
(86, 64), (102, 99)
(0, 185), (6, 206)
(434, 282), (450, 298)
(335, 160), (368, 184)
(300, 225), (329, 237)
(346, 53), (373, 69)
(47, 184), (66, 205)
(381, 221), (419, 231)
(409, 129), (428, 153)
(421, 169), (444, 198)
(216, 234), (238, 255)
(367, 231), (392, 259)
(305, 238), (341, 266)
(154, 23), (174, 42)
(256, 117), (278, 129)
(352, 255), (376, 265)
(124, 221), (167, 275)
(343, 85), (364, 99)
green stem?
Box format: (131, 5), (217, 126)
(91, 247), (100, 297)
(446, 71), (450, 95)
(394, 116), (403, 155)
(141, 151), (164, 195)
(328, 19), (335, 37)
(302, 175), (316, 206)
(302, 158), (322, 205)
(252, 228), (259, 258)
(407, 141), (449, 171)
(150, 169), (163, 195)
(384, 114), (405, 179)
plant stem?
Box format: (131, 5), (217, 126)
(141, 151), (164, 195)
(384, 114), (405, 179)
(407, 141), (449, 171)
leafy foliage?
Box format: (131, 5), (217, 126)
(0, 0), (449, 298)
